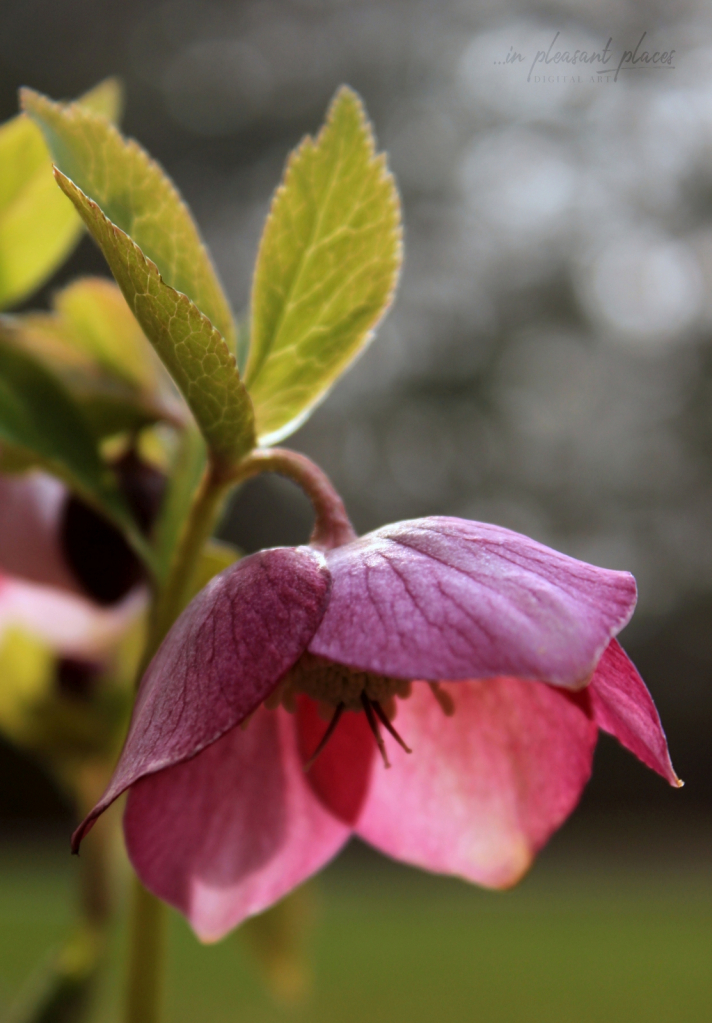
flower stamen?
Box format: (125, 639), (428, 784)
(303, 702), (345, 772)
(429, 681), (455, 716)
(361, 693), (391, 768)
(371, 698), (412, 754)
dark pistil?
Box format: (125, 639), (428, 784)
(360, 692), (391, 768)
(371, 699), (412, 754)
(302, 692), (414, 773)
(303, 702), (346, 772)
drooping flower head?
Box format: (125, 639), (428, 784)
(74, 455), (679, 942)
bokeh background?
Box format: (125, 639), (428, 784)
(0, 1), (710, 1021)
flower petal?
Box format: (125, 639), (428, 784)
(124, 705), (350, 941)
(295, 695), (375, 825)
(310, 517), (636, 688)
(72, 546), (331, 850)
(588, 639), (681, 787)
(355, 677), (598, 888)
(0, 572), (145, 657)
(0, 473), (78, 592)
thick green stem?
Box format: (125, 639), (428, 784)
(144, 460), (231, 668)
(124, 879), (167, 1023)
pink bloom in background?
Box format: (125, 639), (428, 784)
(74, 517), (680, 941)
(0, 471), (146, 657)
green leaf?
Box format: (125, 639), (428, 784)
(6, 278), (183, 439)
(0, 326), (153, 570)
(21, 88), (236, 349)
(70, 77), (124, 121)
(245, 86), (402, 444)
(23, 90), (256, 471)
(0, 79), (122, 311)
(70, 389), (168, 440)
(53, 276), (161, 391)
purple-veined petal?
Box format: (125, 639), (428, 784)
(124, 705), (350, 941)
(355, 677), (598, 887)
(310, 517), (636, 688)
(589, 639), (681, 787)
(72, 546), (331, 850)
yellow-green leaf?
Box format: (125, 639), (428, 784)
(7, 278), (183, 439)
(23, 90), (255, 470)
(0, 326), (153, 570)
(0, 79), (123, 310)
(246, 86), (402, 444)
(21, 88), (236, 349)
(69, 78), (123, 121)
(53, 277), (160, 391)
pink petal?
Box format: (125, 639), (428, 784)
(124, 705), (350, 941)
(0, 572), (146, 656)
(355, 677), (598, 888)
(295, 695), (375, 824)
(0, 473), (78, 592)
(309, 517), (636, 689)
(72, 546), (330, 850)
(588, 639), (681, 787)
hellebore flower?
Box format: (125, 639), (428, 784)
(0, 453), (163, 656)
(74, 499), (679, 942)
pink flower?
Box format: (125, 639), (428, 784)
(0, 452), (164, 656)
(74, 517), (679, 941)
(0, 471), (147, 657)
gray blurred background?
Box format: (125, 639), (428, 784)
(0, 0), (709, 826)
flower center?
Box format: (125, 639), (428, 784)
(264, 653), (456, 771)
(283, 651), (412, 713)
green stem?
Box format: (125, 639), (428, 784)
(125, 879), (167, 1023)
(144, 460), (231, 667)
(124, 459), (229, 1023)
(122, 445), (353, 1023)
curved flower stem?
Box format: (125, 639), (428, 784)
(231, 448), (357, 551)
(147, 446), (354, 662)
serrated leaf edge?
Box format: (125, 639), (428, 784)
(52, 168), (256, 467)
(247, 85), (402, 442)
(20, 88), (238, 351)
(246, 85), (401, 388)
